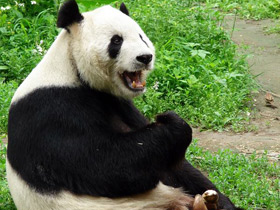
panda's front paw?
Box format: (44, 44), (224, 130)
(156, 111), (192, 148)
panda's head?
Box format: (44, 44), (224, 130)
(57, 0), (155, 98)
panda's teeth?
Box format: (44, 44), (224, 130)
(121, 70), (146, 91)
(132, 81), (136, 88)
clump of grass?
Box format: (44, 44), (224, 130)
(187, 140), (280, 210)
(265, 21), (280, 34)
(130, 0), (255, 131)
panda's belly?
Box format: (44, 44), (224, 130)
(6, 160), (189, 210)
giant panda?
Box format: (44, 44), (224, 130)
(6, 1), (241, 210)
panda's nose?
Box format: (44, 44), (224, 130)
(136, 54), (153, 65)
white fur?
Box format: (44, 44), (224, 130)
(7, 160), (190, 210)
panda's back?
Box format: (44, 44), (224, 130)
(11, 31), (79, 104)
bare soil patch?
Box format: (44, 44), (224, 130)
(195, 15), (280, 163)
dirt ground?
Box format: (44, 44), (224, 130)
(195, 15), (280, 162)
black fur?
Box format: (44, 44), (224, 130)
(7, 86), (191, 197)
(8, 86), (240, 209)
(108, 35), (123, 59)
(120, 3), (129, 16)
(162, 161), (240, 210)
(57, 0), (84, 30)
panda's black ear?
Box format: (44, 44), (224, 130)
(57, 0), (84, 30)
(120, 3), (129, 16)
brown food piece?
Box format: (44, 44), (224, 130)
(193, 194), (207, 210)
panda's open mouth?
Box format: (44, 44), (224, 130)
(119, 71), (146, 92)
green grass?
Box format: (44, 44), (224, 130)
(204, 0), (280, 20)
(203, 0), (280, 35)
(131, 0), (255, 131)
(209, 0), (280, 35)
(0, 1), (60, 83)
(187, 141), (280, 210)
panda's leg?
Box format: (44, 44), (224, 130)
(161, 160), (240, 210)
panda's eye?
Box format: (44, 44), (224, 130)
(111, 35), (123, 45)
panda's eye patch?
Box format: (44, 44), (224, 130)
(111, 35), (123, 45)
(108, 35), (124, 58)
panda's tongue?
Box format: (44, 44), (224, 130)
(123, 71), (145, 90)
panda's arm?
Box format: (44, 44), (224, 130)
(8, 110), (191, 198)
(8, 88), (192, 197)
